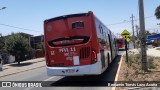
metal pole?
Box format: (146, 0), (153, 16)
(125, 36), (128, 62)
(138, 0), (148, 71)
(131, 14), (135, 48)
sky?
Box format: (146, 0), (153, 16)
(0, 0), (160, 37)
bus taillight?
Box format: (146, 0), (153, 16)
(91, 49), (97, 64)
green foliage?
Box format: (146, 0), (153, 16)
(148, 57), (157, 69)
(126, 52), (157, 70)
(127, 52), (141, 67)
(0, 42), (4, 50)
(146, 31), (151, 35)
(4, 33), (29, 64)
(155, 5), (160, 19)
(36, 42), (44, 50)
(0, 37), (5, 50)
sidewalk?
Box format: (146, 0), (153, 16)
(0, 57), (46, 78)
(129, 47), (160, 57)
(147, 47), (160, 57)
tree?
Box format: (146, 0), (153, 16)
(155, 5), (160, 19)
(5, 33), (29, 65)
(145, 30), (151, 36)
(0, 37), (5, 50)
(35, 42), (44, 50)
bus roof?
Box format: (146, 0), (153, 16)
(44, 12), (91, 23)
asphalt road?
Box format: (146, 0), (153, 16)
(0, 51), (125, 90)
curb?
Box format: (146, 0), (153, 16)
(0, 65), (45, 78)
(2, 58), (44, 69)
(2, 58), (44, 67)
(112, 53), (125, 90)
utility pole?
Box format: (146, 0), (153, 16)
(138, 0), (148, 72)
(131, 14), (135, 48)
(135, 25), (139, 48)
(136, 25), (139, 38)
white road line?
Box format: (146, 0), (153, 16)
(44, 76), (57, 81)
(24, 87), (34, 90)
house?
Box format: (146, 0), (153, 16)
(31, 35), (44, 49)
(18, 33), (44, 58)
(0, 33), (44, 64)
(147, 34), (160, 47)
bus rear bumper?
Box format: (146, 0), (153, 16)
(46, 61), (102, 76)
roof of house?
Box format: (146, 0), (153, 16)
(147, 34), (160, 40)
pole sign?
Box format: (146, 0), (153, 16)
(121, 29), (131, 62)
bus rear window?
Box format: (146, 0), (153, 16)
(48, 36), (89, 47)
(117, 40), (124, 44)
(72, 22), (84, 29)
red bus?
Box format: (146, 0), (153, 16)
(116, 38), (125, 49)
(44, 11), (118, 76)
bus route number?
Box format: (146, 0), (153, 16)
(59, 47), (76, 53)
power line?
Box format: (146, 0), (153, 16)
(107, 15), (155, 26)
(107, 20), (130, 26)
(0, 23), (42, 32)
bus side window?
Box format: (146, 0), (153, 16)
(104, 32), (107, 42)
(99, 25), (103, 34)
(100, 25), (106, 44)
(95, 21), (102, 41)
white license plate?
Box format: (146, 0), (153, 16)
(65, 69), (75, 73)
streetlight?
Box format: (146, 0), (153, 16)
(0, 7), (6, 10)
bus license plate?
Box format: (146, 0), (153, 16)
(65, 69), (75, 73)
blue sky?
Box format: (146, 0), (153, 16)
(0, 0), (160, 37)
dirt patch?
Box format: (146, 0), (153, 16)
(116, 51), (160, 90)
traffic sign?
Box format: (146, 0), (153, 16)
(121, 29), (130, 37)
(121, 29), (130, 42)
(126, 38), (130, 42)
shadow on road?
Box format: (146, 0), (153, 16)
(44, 55), (122, 87)
(8, 62), (33, 67)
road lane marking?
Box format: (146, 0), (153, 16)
(44, 76), (57, 81)
(112, 52), (125, 90)
(0, 65), (45, 78)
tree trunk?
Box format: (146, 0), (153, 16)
(18, 60), (20, 65)
(17, 56), (21, 65)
